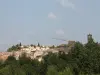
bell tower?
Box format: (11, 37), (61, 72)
(87, 34), (94, 43)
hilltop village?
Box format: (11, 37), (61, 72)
(0, 40), (75, 61)
(0, 34), (95, 61)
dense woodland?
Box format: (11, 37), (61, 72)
(1, 35), (100, 75)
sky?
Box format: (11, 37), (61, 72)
(0, 0), (100, 51)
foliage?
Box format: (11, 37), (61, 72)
(58, 67), (73, 75)
(7, 43), (21, 52)
(47, 66), (58, 75)
(38, 43), (40, 47)
(1, 35), (100, 75)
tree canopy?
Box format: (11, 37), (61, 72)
(7, 43), (21, 52)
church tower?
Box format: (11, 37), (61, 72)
(87, 34), (94, 43)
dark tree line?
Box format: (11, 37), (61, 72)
(7, 43), (22, 52)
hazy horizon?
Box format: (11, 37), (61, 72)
(0, 0), (100, 51)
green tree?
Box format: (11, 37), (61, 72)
(7, 44), (21, 52)
(5, 55), (16, 65)
(19, 52), (31, 65)
(38, 43), (40, 47)
(47, 66), (58, 75)
(59, 67), (73, 75)
(19, 42), (22, 46)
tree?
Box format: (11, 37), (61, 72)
(58, 67), (73, 75)
(5, 55), (16, 62)
(19, 42), (22, 46)
(30, 44), (34, 47)
(67, 38), (100, 75)
(38, 43), (40, 47)
(47, 66), (58, 75)
(19, 52), (31, 65)
(21, 64), (37, 75)
(50, 45), (55, 49)
(7, 44), (21, 52)
(43, 52), (67, 72)
(68, 42), (86, 75)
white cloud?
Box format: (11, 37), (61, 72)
(48, 12), (56, 19)
(57, 0), (75, 9)
(56, 29), (65, 36)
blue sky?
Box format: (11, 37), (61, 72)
(0, 0), (100, 51)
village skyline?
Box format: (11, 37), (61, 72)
(0, 0), (100, 51)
